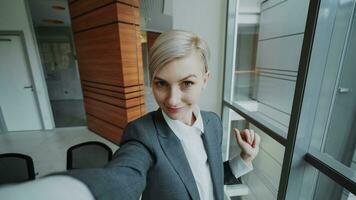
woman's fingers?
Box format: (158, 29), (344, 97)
(235, 128), (260, 150)
(251, 132), (260, 149)
(243, 129), (252, 144)
(234, 128), (242, 144)
(234, 128), (253, 153)
(234, 128), (261, 162)
(250, 129), (255, 145)
(235, 128), (255, 146)
(234, 129), (250, 149)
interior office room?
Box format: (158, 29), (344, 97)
(0, 0), (355, 199)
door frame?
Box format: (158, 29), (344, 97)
(0, 106), (7, 133)
(0, 31), (44, 132)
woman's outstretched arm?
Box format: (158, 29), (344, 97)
(0, 122), (154, 200)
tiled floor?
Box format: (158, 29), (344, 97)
(0, 127), (119, 178)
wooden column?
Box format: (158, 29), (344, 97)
(69, 0), (145, 144)
(146, 31), (161, 50)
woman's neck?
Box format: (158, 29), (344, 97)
(182, 110), (196, 126)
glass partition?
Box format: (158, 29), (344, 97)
(222, 0), (356, 199)
(224, 0), (310, 139)
(222, 106), (285, 199)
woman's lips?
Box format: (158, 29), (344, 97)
(166, 107), (182, 113)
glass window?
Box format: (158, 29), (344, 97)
(223, 0), (356, 198)
(308, 167), (355, 200)
(307, 0), (356, 175)
(222, 107), (285, 199)
(285, 0), (356, 198)
(224, 0), (310, 139)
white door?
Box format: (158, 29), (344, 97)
(0, 35), (42, 131)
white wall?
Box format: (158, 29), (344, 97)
(0, 0), (55, 129)
(172, 0), (227, 115)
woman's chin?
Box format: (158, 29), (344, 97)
(163, 109), (183, 120)
(165, 112), (180, 120)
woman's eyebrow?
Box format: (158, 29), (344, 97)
(178, 74), (197, 82)
(154, 74), (197, 82)
(153, 77), (165, 81)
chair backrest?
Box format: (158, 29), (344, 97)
(67, 141), (113, 170)
(0, 153), (35, 185)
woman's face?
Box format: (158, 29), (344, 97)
(151, 50), (210, 125)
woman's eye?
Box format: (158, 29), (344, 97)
(182, 81), (194, 88)
(155, 81), (167, 88)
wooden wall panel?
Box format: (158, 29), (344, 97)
(83, 90), (144, 108)
(72, 3), (118, 33)
(81, 81), (143, 93)
(72, 3), (139, 33)
(70, 0), (145, 144)
(87, 115), (124, 143)
(70, 0), (139, 19)
(147, 31), (161, 49)
(74, 24), (123, 85)
(69, 0), (113, 18)
(119, 23), (140, 86)
(84, 98), (128, 128)
(117, 0), (139, 7)
(115, 3), (140, 25)
(136, 26), (144, 84)
(84, 97), (142, 128)
(82, 84), (144, 99)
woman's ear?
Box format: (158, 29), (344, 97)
(202, 71), (210, 89)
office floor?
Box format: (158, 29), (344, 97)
(0, 127), (119, 178)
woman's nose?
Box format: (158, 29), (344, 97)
(166, 87), (181, 106)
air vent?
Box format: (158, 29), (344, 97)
(42, 19), (64, 24)
(52, 5), (65, 10)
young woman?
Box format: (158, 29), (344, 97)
(0, 30), (260, 200)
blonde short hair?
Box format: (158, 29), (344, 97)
(148, 30), (210, 83)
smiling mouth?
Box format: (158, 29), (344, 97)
(166, 107), (182, 113)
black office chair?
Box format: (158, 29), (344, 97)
(66, 141), (113, 170)
(0, 153), (35, 185)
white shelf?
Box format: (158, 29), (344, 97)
(224, 184), (249, 199)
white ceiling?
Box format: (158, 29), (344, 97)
(239, 0), (263, 14)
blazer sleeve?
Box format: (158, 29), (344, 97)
(62, 122), (154, 200)
(210, 112), (243, 185)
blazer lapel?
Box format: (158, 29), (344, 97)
(201, 112), (224, 200)
(152, 110), (200, 200)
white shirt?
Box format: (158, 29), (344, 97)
(162, 107), (253, 200)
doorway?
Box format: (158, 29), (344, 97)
(28, 0), (86, 127)
(0, 33), (42, 131)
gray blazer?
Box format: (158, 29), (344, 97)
(65, 109), (239, 200)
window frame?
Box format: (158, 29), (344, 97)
(221, 0), (356, 199)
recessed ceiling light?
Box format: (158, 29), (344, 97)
(42, 19), (64, 24)
(52, 5), (65, 10)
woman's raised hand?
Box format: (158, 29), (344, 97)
(234, 128), (261, 162)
